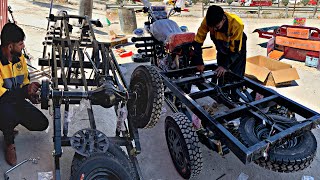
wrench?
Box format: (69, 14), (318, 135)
(4, 157), (40, 180)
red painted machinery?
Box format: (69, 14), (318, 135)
(254, 25), (320, 62)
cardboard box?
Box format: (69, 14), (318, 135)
(202, 46), (216, 61)
(268, 50), (284, 60)
(245, 55), (300, 87)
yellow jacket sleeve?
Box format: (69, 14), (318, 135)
(0, 73), (7, 97)
(194, 18), (209, 44)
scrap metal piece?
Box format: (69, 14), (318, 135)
(4, 157), (40, 180)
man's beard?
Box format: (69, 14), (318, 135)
(11, 50), (22, 57)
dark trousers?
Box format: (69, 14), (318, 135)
(0, 100), (49, 145)
(216, 32), (247, 77)
(215, 33), (247, 101)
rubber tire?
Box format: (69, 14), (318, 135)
(70, 152), (133, 180)
(71, 144), (137, 179)
(238, 114), (317, 173)
(165, 113), (203, 179)
(128, 65), (164, 128)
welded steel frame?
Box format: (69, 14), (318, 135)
(159, 63), (320, 164)
(38, 14), (142, 180)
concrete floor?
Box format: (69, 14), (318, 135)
(1, 0), (320, 179)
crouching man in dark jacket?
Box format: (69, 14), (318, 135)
(0, 23), (49, 166)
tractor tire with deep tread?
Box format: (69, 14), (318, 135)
(238, 114), (317, 173)
(70, 152), (134, 180)
(165, 113), (203, 179)
(71, 143), (137, 179)
(128, 65), (164, 128)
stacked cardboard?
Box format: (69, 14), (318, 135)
(245, 55), (300, 87)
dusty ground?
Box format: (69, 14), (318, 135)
(1, 0), (320, 179)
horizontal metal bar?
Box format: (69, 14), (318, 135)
(135, 42), (154, 48)
(51, 90), (89, 99)
(106, 4), (144, 9)
(189, 80), (245, 100)
(211, 95), (279, 121)
(58, 78), (96, 86)
(244, 77), (319, 118)
(108, 137), (132, 146)
(161, 74), (251, 163)
(162, 64), (218, 78)
(138, 49), (154, 53)
(172, 71), (215, 86)
(39, 58), (103, 69)
(189, 86), (217, 99)
(60, 136), (133, 147)
(131, 36), (154, 42)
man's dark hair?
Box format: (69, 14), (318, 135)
(206, 5), (225, 28)
(0, 23), (25, 46)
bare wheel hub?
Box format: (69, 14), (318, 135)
(70, 128), (109, 157)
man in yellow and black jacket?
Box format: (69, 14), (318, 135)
(0, 23), (48, 166)
(193, 5), (247, 78)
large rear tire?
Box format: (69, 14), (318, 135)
(165, 113), (203, 179)
(71, 143), (137, 179)
(238, 114), (317, 172)
(70, 152), (134, 180)
(128, 65), (164, 128)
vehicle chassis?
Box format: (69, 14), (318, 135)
(159, 63), (320, 178)
(37, 13), (159, 180)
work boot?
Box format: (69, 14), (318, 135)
(5, 144), (17, 166)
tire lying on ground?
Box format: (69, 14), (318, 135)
(70, 144), (136, 180)
(165, 113), (203, 179)
(128, 65), (164, 128)
(238, 114), (317, 172)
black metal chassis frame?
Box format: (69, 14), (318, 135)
(38, 14), (143, 180)
(159, 63), (320, 164)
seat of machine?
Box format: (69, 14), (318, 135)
(167, 32), (195, 52)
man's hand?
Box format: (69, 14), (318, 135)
(29, 95), (40, 104)
(27, 82), (41, 96)
(27, 82), (41, 104)
(215, 66), (227, 78)
(196, 65), (205, 73)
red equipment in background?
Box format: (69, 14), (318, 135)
(0, 0), (8, 31)
(308, 0), (318, 5)
(254, 25), (320, 62)
(249, 0), (272, 6)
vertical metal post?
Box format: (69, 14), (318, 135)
(202, 1), (204, 17)
(79, 0), (93, 19)
(292, 0), (297, 17)
(53, 99), (62, 180)
(313, 0), (319, 18)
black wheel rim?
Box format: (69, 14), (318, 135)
(167, 126), (188, 171)
(85, 168), (121, 180)
(70, 129), (109, 156)
(132, 80), (148, 118)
